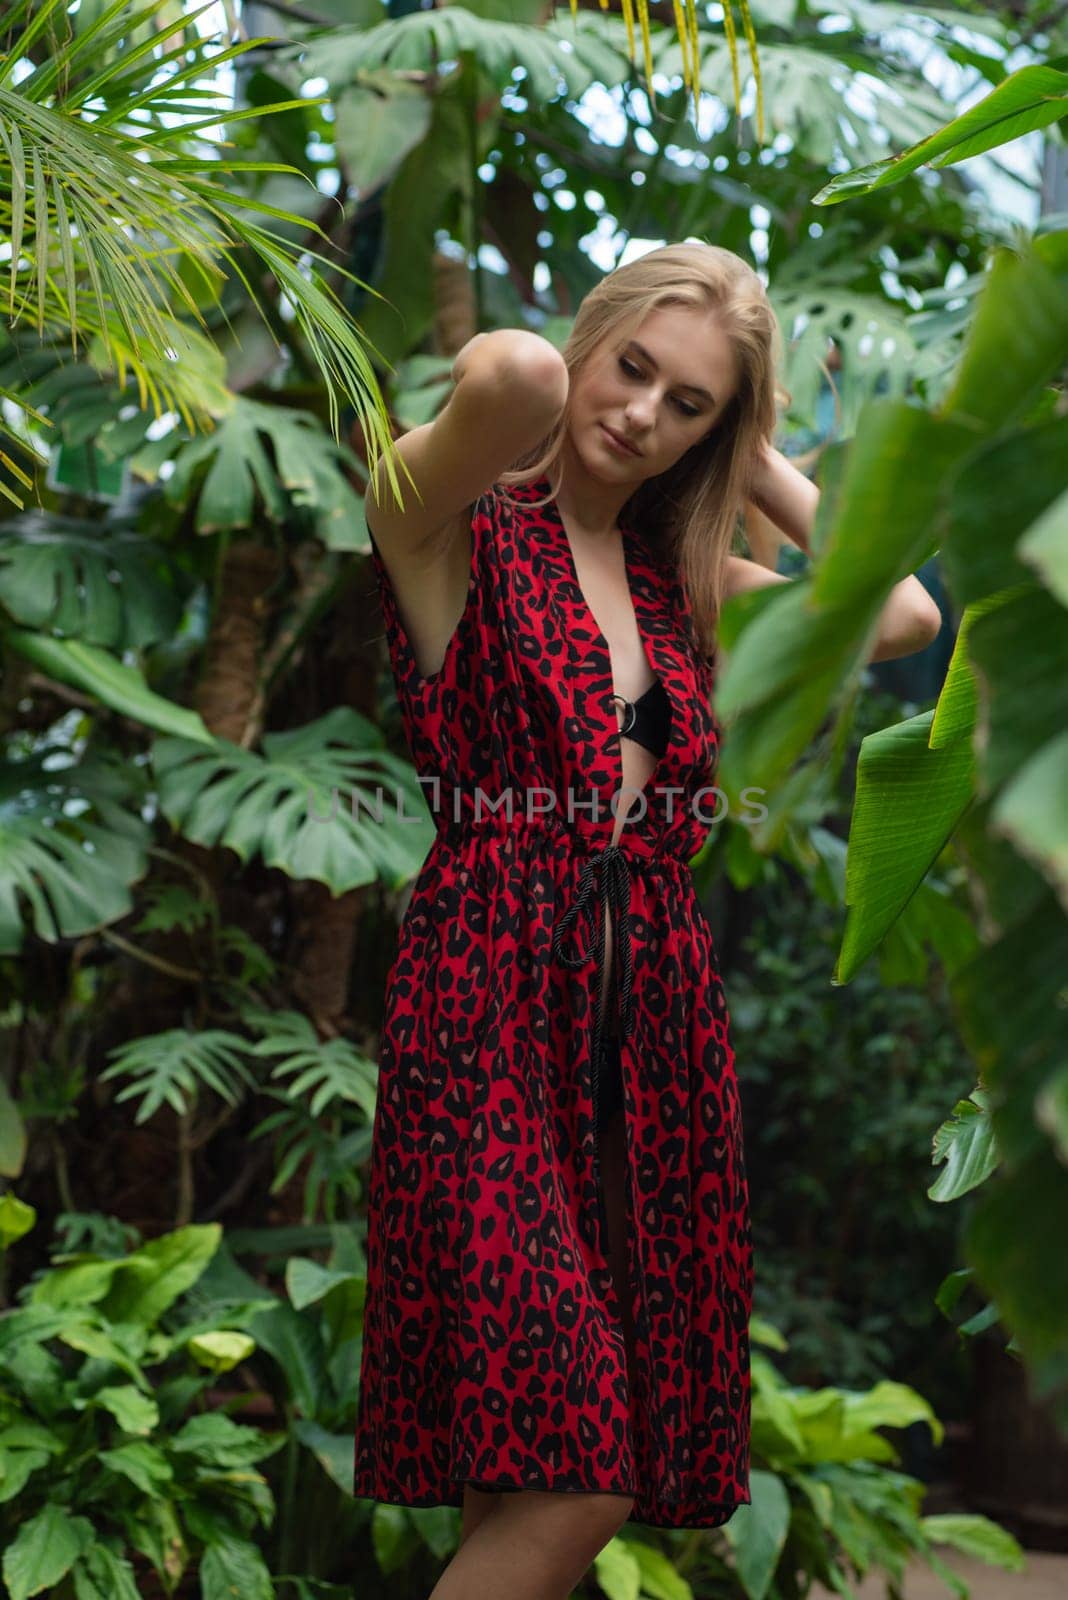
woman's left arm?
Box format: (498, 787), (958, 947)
(734, 444), (943, 664)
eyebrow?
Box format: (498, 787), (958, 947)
(625, 340), (717, 406)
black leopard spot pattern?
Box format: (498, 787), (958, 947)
(354, 475), (753, 1528)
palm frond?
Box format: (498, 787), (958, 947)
(0, 0), (395, 504)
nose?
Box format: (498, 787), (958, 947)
(624, 393), (656, 430)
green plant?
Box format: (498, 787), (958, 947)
(728, 865), (973, 1408)
(173, 1224), (373, 1592)
(0, 1217), (282, 1600)
(719, 1316), (1022, 1600)
(716, 219), (1068, 1417)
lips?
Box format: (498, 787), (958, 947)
(601, 423), (641, 457)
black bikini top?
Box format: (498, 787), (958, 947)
(610, 678), (672, 760)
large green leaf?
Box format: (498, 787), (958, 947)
(664, 38), (954, 168)
(720, 238), (1068, 809)
(769, 286), (921, 437)
(0, 516), (187, 648)
(283, 8), (599, 103)
(937, 421), (1068, 608)
(0, 318), (233, 467)
(722, 1468), (792, 1596)
(941, 239), (1068, 432)
(147, 395), (367, 544)
(917, 1513), (1025, 1570)
(929, 1090), (999, 1204)
(991, 727), (1068, 914)
(199, 1536), (273, 1600)
(192, 1239), (331, 1418)
(964, 1126), (1068, 1391)
(2, 1504), (94, 1600)
(104, 1224), (224, 1328)
(29, 1223), (223, 1328)
(340, 85), (472, 370)
(332, 77), (434, 197)
(837, 712), (975, 982)
(152, 706), (434, 893)
(805, 0), (1005, 41)
(0, 747), (150, 953)
(170, 1411), (280, 1468)
(70, 1542), (142, 1600)
(291, 1418), (359, 1496)
(716, 403), (974, 796)
(1018, 484), (1068, 609)
(2, 629), (213, 741)
(814, 62), (1068, 204)
(964, 589), (1068, 792)
(949, 881), (1068, 1338)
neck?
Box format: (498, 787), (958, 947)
(553, 435), (639, 540)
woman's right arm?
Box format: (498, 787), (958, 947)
(367, 330), (568, 560)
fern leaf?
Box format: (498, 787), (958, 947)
(99, 1028), (255, 1124)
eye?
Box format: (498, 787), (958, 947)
(619, 356), (641, 378)
(676, 399), (701, 418)
(619, 356), (702, 418)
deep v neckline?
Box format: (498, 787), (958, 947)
(538, 480), (678, 831)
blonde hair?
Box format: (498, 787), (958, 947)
(497, 241), (786, 667)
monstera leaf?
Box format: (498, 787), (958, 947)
(152, 707), (435, 893)
(284, 7), (627, 104)
(662, 36), (954, 168)
(132, 396), (368, 549)
(0, 516), (187, 649)
(0, 748), (151, 953)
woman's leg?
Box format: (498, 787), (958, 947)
(459, 1484), (503, 1547)
(434, 1045), (639, 1598)
(430, 1488), (634, 1600)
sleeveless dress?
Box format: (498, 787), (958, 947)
(352, 474), (753, 1529)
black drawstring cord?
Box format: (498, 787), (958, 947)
(551, 844), (637, 1070)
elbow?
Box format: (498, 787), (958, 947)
(910, 593), (944, 652)
(500, 339), (570, 415)
(870, 596), (943, 663)
(482, 332), (565, 416)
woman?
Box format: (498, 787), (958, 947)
(354, 242), (940, 1598)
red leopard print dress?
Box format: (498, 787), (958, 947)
(353, 473), (753, 1529)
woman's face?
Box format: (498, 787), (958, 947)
(568, 303), (740, 488)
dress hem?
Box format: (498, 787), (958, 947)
(351, 1478), (751, 1531)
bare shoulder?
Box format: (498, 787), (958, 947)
(366, 338), (565, 681)
(366, 341), (566, 561)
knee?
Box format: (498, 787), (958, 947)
(590, 1490), (635, 1538)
